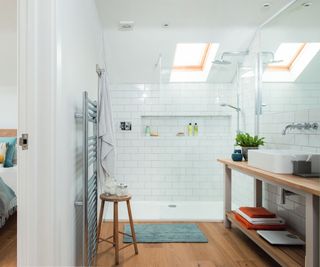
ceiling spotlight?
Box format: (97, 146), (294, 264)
(302, 2), (312, 7)
(263, 3), (271, 8)
(119, 21), (134, 31)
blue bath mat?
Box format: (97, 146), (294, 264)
(123, 223), (208, 243)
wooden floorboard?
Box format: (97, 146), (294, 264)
(95, 222), (280, 267)
(0, 213), (17, 267)
(0, 218), (280, 267)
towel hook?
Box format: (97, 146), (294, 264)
(96, 64), (105, 77)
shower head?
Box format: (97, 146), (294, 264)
(212, 59), (232, 65)
(261, 51), (283, 65)
(212, 50), (249, 66)
(222, 51), (249, 57)
(220, 103), (241, 111)
(266, 59), (284, 65)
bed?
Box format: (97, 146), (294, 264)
(0, 129), (17, 228)
(0, 165), (17, 193)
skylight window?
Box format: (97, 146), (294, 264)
(173, 43), (210, 70)
(268, 43), (305, 70)
(170, 43), (219, 82)
(263, 42), (320, 82)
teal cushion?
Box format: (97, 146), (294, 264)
(0, 137), (17, 167)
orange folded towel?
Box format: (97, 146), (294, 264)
(235, 213), (286, 230)
(239, 207), (276, 218)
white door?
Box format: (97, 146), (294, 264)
(17, 0), (58, 265)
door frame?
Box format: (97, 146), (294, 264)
(17, 0), (58, 265)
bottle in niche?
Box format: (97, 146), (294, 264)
(194, 123), (198, 136)
(188, 123), (193, 136)
(145, 125), (151, 136)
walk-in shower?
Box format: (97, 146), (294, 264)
(102, 51), (254, 222)
(103, 82), (236, 222)
(213, 51), (247, 134)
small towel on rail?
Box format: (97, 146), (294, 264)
(98, 69), (115, 187)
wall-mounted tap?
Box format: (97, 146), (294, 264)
(282, 122), (319, 135)
(282, 124), (293, 135)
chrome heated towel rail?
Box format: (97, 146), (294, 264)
(75, 91), (98, 266)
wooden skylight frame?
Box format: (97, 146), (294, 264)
(267, 43), (306, 71)
(172, 44), (212, 72)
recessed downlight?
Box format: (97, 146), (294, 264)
(162, 23), (169, 28)
(302, 2), (312, 7)
(119, 21), (134, 31)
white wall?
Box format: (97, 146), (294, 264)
(111, 83), (235, 203)
(0, 8), (17, 86)
(0, 86), (17, 128)
(54, 0), (104, 265)
(0, 0), (17, 128)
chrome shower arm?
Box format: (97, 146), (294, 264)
(225, 104), (241, 111)
(221, 50), (249, 58)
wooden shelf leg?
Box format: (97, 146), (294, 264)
(305, 194), (319, 267)
(113, 202), (116, 247)
(224, 165), (232, 228)
(254, 179), (263, 207)
(114, 202), (119, 265)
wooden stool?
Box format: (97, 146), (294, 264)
(97, 194), (138, 265)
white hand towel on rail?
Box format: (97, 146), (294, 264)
(98, 69), (116, 191)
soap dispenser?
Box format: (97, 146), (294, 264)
(194, 123), (198, 136)
(188, 123), (193, 136)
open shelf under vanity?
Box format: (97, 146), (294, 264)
(226, 211), (305, 267)
(218, 159), (320, 267)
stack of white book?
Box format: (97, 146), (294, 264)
(236, 209), (285, 225)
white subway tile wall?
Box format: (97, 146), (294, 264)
(111, 83), (236, 202)
(260, 107), (320, 236)
(262, 83), (320, 113)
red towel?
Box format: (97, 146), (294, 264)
(235, 213), (286, 230)
(239, 207), (276, 218)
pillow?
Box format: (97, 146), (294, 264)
(13, 148), (17, 165)
(0, 137), (17, 167)
(0, 142), (7, 163)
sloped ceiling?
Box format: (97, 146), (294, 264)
(261, 0), (320, 82)
(96, 0), (292, 84)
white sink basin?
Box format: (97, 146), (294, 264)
(248, 149), (320, 174)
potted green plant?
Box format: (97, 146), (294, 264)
(235, 133), (265, 161)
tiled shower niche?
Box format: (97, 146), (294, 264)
(141, 115), (231, 138)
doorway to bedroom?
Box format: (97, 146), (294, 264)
(0, 0), (18, 265)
